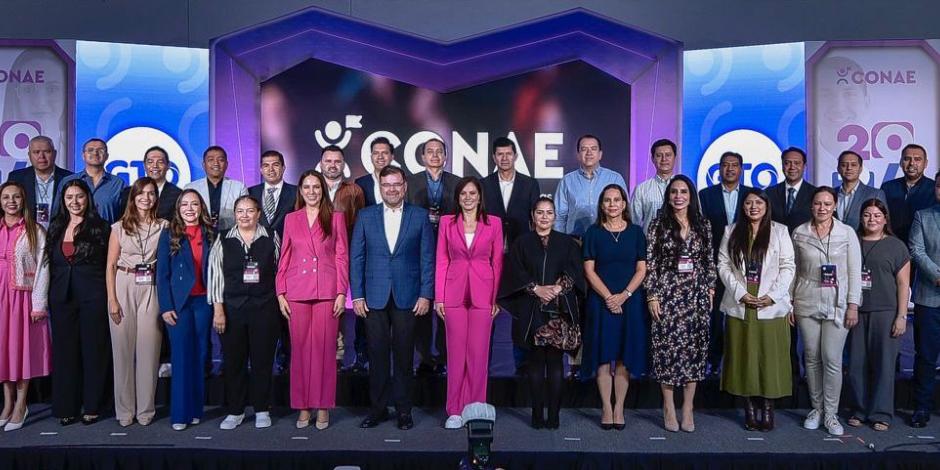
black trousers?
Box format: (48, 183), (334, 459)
(365, 296), (416, 415)
(221, 301), (280, 415)
(49, 296), (112, 419)
(415, 310), (446, 366)
(528, 346), (564, 419)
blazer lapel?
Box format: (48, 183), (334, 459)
(392, 205), (413, 256)
(276, 186), (293, 221)
(377, 206), (391, 256)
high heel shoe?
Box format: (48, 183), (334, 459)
(3, 408), (27, 431)
(761, 398), (775, 432)
(744, 397), (759, 431)
(663, 408), (679, 432)
(315, 410), (330, 430)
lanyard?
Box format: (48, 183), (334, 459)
(426, 173), (443, 207)
(813, 222), (833, 263)
(861, 236), (884, 267)
(133, 221), (156, 260)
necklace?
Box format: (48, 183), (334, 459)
(604, 221), (626, 243)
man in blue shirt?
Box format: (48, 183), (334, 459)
(553, 134), (627, 237)
(881, 143), (935, 244)
(58, 138), (126, 224)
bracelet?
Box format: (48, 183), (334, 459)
(647, 297), (658, 304)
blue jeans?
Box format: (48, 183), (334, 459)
(166, 295), (212, 425)
(913, 304), (940, 411)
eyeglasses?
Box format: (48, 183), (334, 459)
(380, 182), (405, 189)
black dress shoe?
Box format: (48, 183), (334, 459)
(612, 423), (625, 431)
(59, 416), (79, 426)
(360, 411), (389, 428)
(911, 410), (930, 428)
(397, 413), (414, 430)
(433, 363), (447, 376)
(81, 415), (101, 425)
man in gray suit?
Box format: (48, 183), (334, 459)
(909, 172), (940, 428)
(835, 150), (886, 230)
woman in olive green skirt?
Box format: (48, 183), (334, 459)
(717, 190), (795, 431)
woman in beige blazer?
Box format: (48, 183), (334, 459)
(718, 189), (795, 432)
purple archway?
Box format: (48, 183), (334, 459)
(211, 7), (682, 187)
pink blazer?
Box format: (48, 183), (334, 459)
(276, 210), (349, 302)
(435, 214), (503, 308)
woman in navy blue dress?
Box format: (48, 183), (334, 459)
(582, 184), (648, 430)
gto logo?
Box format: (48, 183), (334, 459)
(104, 127), (193, 186)
(697, 129), (783, 190)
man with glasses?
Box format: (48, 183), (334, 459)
(58, 138), (126, 223)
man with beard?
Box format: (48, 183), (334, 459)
(881, 144), (935, 244)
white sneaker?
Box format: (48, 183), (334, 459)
(824, 414), (844, 436)
(171, 423), (187, 431)
(220, 414), (245, 430)
(255, 411), (272, 429)
(158, 363), (172, 378)
(191, 418), (200, 425)
(444, 415), (463, 429)
(803, 409), (821, 430)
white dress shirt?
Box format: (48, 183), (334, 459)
(499, 173), (515, 210)
(383, 203), (404, 253)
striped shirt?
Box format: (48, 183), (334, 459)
(207, 225), (280, 305)
(630, 174), (672, 234)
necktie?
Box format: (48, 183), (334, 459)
(264, 187), (276, 222)
(786, 187), (796, 215)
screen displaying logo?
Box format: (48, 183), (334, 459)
(261, 59), (631, 194)
(683, 43), (805, 189)
(76, 41), (208, 186)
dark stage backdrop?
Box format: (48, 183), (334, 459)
(261, 59), (631, 194)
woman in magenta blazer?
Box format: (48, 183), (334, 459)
(435, 177), (503, 429)
(276, 170), (348, 430)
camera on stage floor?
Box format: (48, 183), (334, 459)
(458, 402), (497, 470)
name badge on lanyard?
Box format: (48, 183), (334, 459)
(428, 205), (441, 226)
(135, 263), (154, 285)
(243, 258), (260, 284)
(36, 203), (49, 224)
(677, 245), (694, 274)
(861, 266), (872, 290)
(746, 261), (760, 284)
(820, 264), (838, 288)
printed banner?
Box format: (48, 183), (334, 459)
(807, 40), (940, 187)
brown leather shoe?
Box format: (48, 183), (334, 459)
(744, 397), (759, 431)
(761, 398), (775, 432)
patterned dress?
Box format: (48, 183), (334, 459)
(646, 215), (717, 386)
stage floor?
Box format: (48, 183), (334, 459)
(1, 405), (938, 469)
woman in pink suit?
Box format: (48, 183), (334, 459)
(276, 170), (348, 430)
(435, 177), (503, 429)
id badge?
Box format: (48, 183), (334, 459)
(428, 206), (441, 225)
(243, 261), (260, 284)
(677, 252), (694, 274)
(134, 263), (154, 285)
(36, 203), (49, 224)
(820, 264), (838, 287)
(210, 213), (219, 228)
(861, 266), (872, 290)
(745, 262), (761, 284)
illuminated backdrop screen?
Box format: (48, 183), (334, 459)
(261, 59), (630, 194)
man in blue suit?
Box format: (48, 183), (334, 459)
(881, 144), (935, 244)
(351, 165), (434, 431)
(909, 172), (940, 428)
(834, 150), (886, 231)
(698, 151), (750, 374)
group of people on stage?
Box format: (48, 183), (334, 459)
(1, 132), (939, 439)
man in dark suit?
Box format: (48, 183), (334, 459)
(698, 151), (750, 375)
(765, 146), (816, 402)
(351, 166), (434, 430)
(118, 146), (182, 221)
(881, 143), (935, 244)
(248, 150), (297, 240)
(355, 137), (395, 206)
(407, 138), (459, 376)
(481, 136), (540, 374)
(767, 147), (817, 234)
(834, 150), (886, 231)
(6, 135), (72, 227)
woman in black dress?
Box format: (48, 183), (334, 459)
(499, 197), (584, 430)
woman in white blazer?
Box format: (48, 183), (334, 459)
(790, 186), (862, 437)
(718, 189), (794, 432)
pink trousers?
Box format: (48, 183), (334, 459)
(444, 306), (493, 416)
(288, 300), (338, 409)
